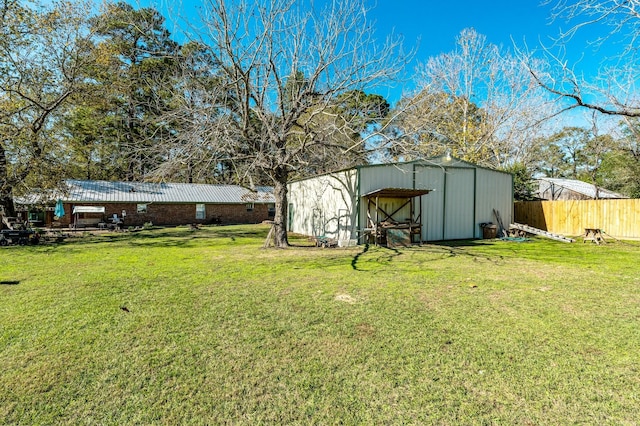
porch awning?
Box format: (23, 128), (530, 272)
(362, 188), (432, 199)
(72, 206), (106, 214)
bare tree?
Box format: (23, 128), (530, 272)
(162, 0), (405, 247)
(529, 0), (640, 117)
(393, 28), (554, 168)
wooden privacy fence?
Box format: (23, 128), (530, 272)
(514, 199), (640, 239)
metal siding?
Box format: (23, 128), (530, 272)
(358, 164), (414, 195)
(414, 166), (445, 241)
(288, 159), (513, 244)
(288, 180), (313, 236)
(444, 168), (475, 239)
(288, 180), (306, 235)
(288, 170), (357, 240)
(475, 169), (514, 237)
(358, 164), (414, 233)
(419, 157), (479, 169)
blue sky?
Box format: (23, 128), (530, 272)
(367, 1), (617, 96)
(369, 1), (554, 59)
(134, 0), (617, 106)
(365, 1), (553, 99)
(140, 0), (608, 75)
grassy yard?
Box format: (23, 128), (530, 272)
(1, 225), (639, 424)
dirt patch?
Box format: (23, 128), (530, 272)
(355, 322), (376, 337)
(334, 294), (357, 304)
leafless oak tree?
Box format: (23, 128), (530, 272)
(393, 29), (554, 169)
(529, 0), (640, 117)
(161, 0), (406, 247)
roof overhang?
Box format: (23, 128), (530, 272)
(362, 188), (432, 199)
(72, 206), (105, 214)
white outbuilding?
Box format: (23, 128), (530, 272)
(287, 156), (513, 245)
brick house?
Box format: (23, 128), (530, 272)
(29, 180), (275, 228)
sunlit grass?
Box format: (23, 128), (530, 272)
(1, 225), (639, 424)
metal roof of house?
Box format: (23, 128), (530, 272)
(537, 178), (626, 199)
(56, 180), (275, 204)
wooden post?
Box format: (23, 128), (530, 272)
(262, 221), (275, 248)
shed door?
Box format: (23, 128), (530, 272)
(415, 166), (445, 241)
(444, 168), (475, 240)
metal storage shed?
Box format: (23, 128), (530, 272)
(287, 156), (513, 244)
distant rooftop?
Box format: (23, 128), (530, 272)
(17, 180), (275, 205)
(537, 178), (626, 200)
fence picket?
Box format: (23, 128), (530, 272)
(514, 199), (640, 239)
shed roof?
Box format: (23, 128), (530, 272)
(362, 188), (432, 198)
(289, 155), (512, 185)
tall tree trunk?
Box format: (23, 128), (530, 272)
(272, 165), (289, 248)
(125, 88), (137, 181)
(0, 143), (16, 217)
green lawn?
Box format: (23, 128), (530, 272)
(1, 225), (639, 424)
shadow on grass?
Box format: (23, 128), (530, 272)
(1, 280), (20, 285)
(351, 243), (370, 270)
(426, 240), (505, 264)
(351, 244), (403, 271)
(349, 241), (489, 271)
(45, 225), (272, 249)
(347, 240), (505, 268)
(431, 239), (497, 248)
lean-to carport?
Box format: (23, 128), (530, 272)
(362, 187), (432, 247)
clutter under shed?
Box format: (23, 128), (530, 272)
(363, 187), (432, 247)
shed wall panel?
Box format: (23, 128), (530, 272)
(426, 157), (477, 169)
(288, 170), (357, 241)
(414, 166), (445, 241)
(358, 164), (414, 195)
(475, 169), (513, 237)
(444, 168), (476, 239)
(358, 164), (415, 237)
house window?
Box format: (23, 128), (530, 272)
(267, 203), (275, 217)
(196, 203), (206, 219)
(137, 204), (148, 214)
(246, 203), (254, 212)
(28, 212), (44, 222)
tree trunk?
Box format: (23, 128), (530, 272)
(125, 87), (138, 181)
(0, 143), (16, 217)
(272, 166), (290, 248)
